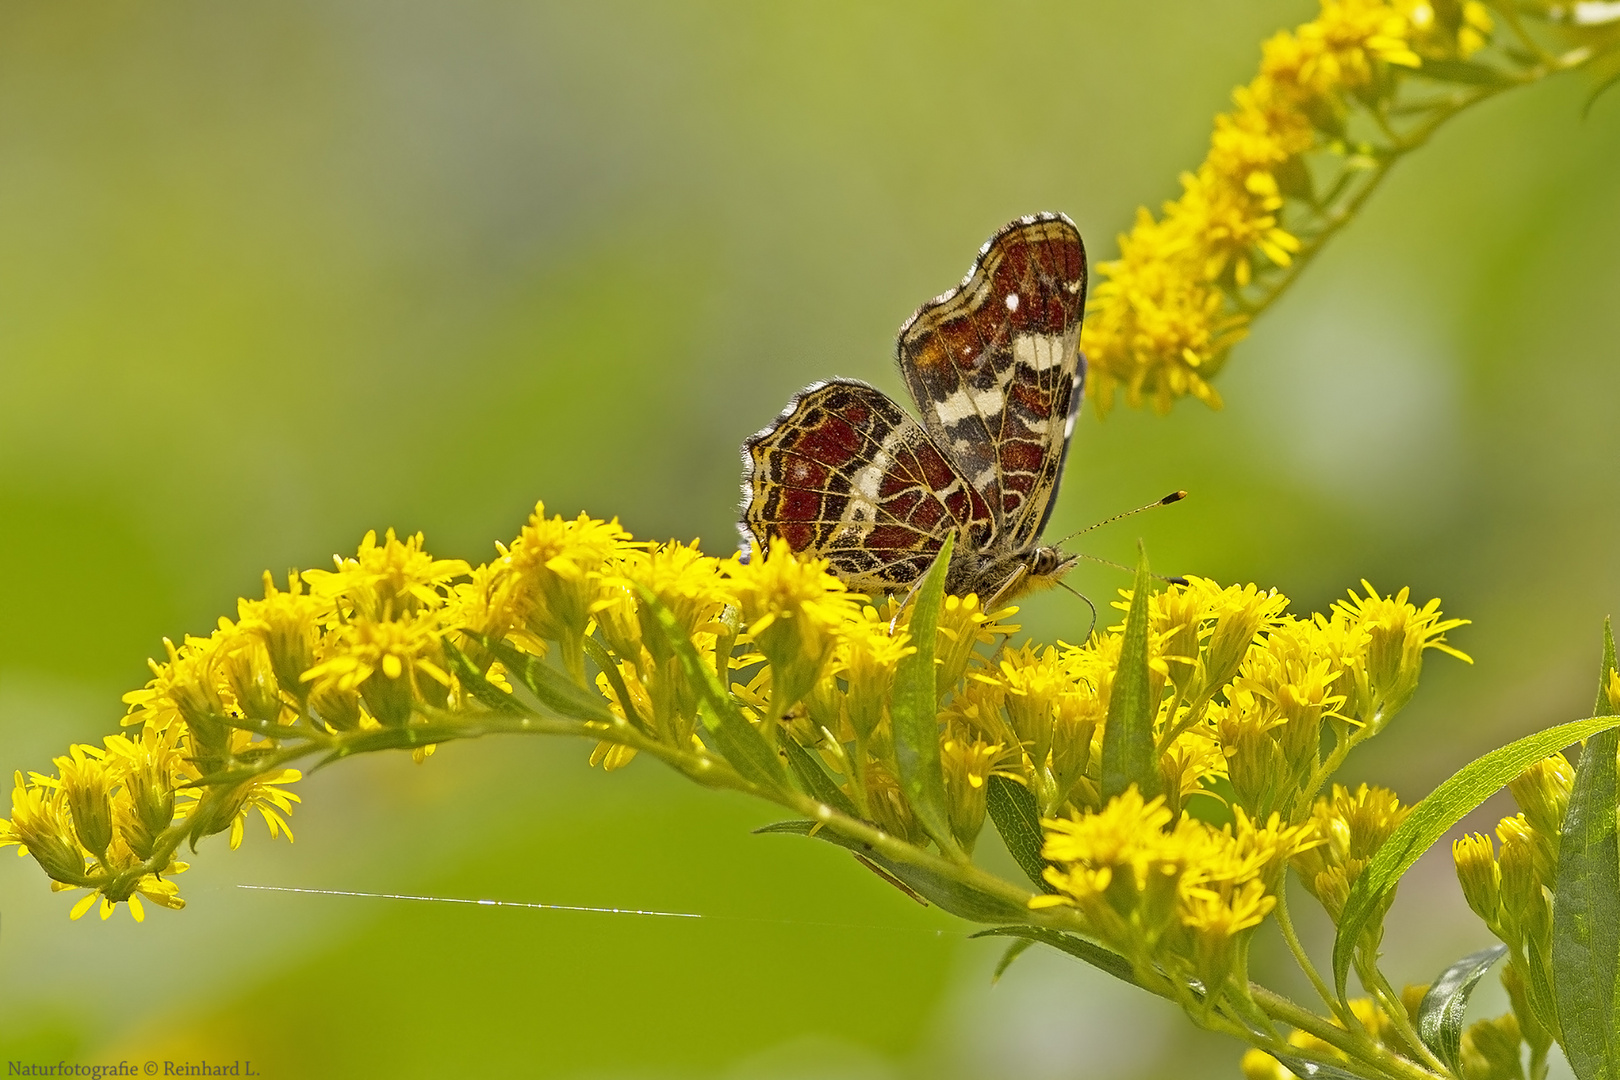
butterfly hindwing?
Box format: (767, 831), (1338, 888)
(895, 213), (1087, 549)
(740, 379), (996, 593)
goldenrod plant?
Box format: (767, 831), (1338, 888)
(1081, 0), (1620, 414)
(6, 4), (1620, 1080)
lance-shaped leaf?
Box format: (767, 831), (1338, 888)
(477, 635), (614, 723)
(442, 639), (524, 714)
(635, 585), (788, 794)
(986, 774), (1054, 892)
(1100, 545), (1159, 803)
(1552, 620), (1620, 1080)
(581, 637), (649, 729)
(756, 819), (1022, 922)
(1263, 1054), (1372, 1080)
(891, 533), (965, 859)
(991, 935), (1037, 983)
(972, 925), (1139, 988)
(780, 738), (859, 818)
(1332, 711), (1620, 999)
(1415, 944), (1507, 1074)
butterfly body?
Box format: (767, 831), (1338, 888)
(740, 213), (1088, 608)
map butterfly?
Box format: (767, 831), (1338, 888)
(739, 212), (1089, 607)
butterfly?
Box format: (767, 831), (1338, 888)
(738, 212), (1089, 608)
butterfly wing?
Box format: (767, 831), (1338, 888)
(895, 213), (1087, 548)
(739, 379), (995, 593)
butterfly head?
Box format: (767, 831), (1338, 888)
(972, 544), (1081, 610)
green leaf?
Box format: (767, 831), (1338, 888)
(306, 721), (471, 771)
(1552, 620), (1620, 1080)
(1263, 1053), (1369, 1080)
(891, 533), (964, 858)
(1412, 58), (1516, 87)
(581, 636), (649, 728)
(441, 639), (523, 714)
(1100, 545), (1159, 803)
(1332, 710), (1620, 998)
(1416, 944), (1507, 1074)
(478, 636), (614, 723)
(634, 586), (788, 794)
(756, 819), (1023, 921)
(781, 738), (860, 818)
(971, 925), (1140, 989)
(986, 774), (1054, 891)
(991, 936), (1036, 983)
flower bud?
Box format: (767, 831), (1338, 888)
(1508, 754), (1573, 843)
(1495, 820), (1540, 945)
(220, 630), (286, 726)
(55, 747), (116, 861)
(1452, 832), (1501, 930)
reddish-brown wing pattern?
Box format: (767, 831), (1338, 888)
(740, 213), (1088, 602)
(739, 380), (994, 594)
(898, 215), (1086, 548)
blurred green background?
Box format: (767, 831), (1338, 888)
(1, 2), (1616, 1077)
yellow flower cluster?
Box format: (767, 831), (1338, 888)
(0, 504), (1468, 935)
(1083, 0), (1495, 413)
(1035, 790), (1314, 998)
(1008, 577), (1463, 1001)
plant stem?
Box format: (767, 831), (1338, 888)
(1274, 878), (1348, 1020)
(1359, 959), (1452, 1077)
(1252, 985), (1445, 1080)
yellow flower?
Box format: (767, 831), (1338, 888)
(1291, 783), (1411, 923)
(446, 560), (542, 659)
(596, 539), (732, 665)
(998, 643), (1070, 772)
(302, 610), (453, 727)
(1159, 725), (1227, 818)
(1035, 788), (1191, 951)
(1039, 789), (1311, 986)
(729, 544), (857, 713)
(833, 605), (915, 740)
(3, 770), (90, 885)
(940, 724), (1007, 851)
(490, 502), (638, 680)
(1187, 577), (1294, 698)
(56, 744), (117, 861)
(1508, 754), (1573, 867)
(122, 633), (231, 742)
(1333, 581), (1470, 726)
(935, 594), (1018, 697)
(184, 769), (303, 851)
(303, 528), (469, 623)
(215, 618), (291, 727)
(1083, 210), (1243, 414)
(234, 571), (329, 702)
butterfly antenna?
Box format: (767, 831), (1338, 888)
(1057, 579), (1099, 641)
(1055, 490), (1186, 547)
(1076, 552), (1189, 587)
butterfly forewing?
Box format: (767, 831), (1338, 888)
(896, 214), (1087, 548)
(740, 379), (995, 593)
